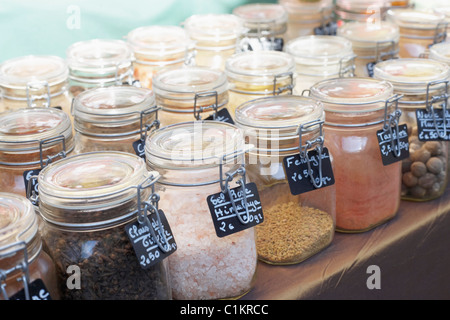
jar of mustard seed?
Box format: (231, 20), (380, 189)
(386, 8), (447, 58)
(374, 58), (450, 201)
(66, 39), (135, 97)
(183, 14), (245, 71)
(72, 86), (159, 156)
(0, 192), (59, 300)
(233, 3), (288, 52)
(0, 108), (73, 199)
(284, 35), (355, 95)
(337, 20), (399, 77)
(126, 25), (195, 89)
(145, 121), (258, 300)
(279, 0), (335, 41)
(0, 55), (71, 118)
(36, 151), (173, 300)
(152, 66), (229, 127)
(310, 77), (403, 232)
(235, 95), (335, 265)
(225, 50), (295, 119)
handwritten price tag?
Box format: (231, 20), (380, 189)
(376, 124), (410, 165)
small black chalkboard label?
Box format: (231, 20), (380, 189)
(23, 169), (41, 206)
(314, 22), (338, 36)
(283, 148), (335, 195)
(205, 108), (235, 124)
(133, 139), (146, 159)
(206, 182), (263, 238)
(125, 209), (177, 269)
(10, 279), (52, 300)
(416, 109), (450, 141)
(367, 62), (376, 77)
(376, 124), (410, 165)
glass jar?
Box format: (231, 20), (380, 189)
(0, 108), (73, 198)
(335, 0), (392, 23)
(373, 58), (450, 201)
(126, 25), (195, 89)
(0, 55), (71, 118)
(183, 14), (245, 71)
(235, 95), (335, 265)
(0, 192), (59, 300)
(279, 0), (334, 40)
(152, 66), (229, 127)
(429, 41), (450, 64)
(145, 121), (257, 300)
(337, 20), (399, 77)
(233, 3), (288, 52)
(72, 86), (159, 156)
(66, 39), (135, 97)
(310, 77), (402, 232)
(386, 8), (447, 58)
(225, 50), (295, 118)
(284, 35), (355, 95)
(36, 151), (172, 300)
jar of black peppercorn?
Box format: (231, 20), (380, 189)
(33, 151), (173, 300)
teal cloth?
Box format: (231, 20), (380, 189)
(0, 0), (275, 62)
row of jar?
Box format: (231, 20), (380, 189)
(1, 70), (448, 299)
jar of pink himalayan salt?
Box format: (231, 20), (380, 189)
(145, 120), (258, 300)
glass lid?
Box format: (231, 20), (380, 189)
(183, 14), (245, 41)
(0, 55), (68, 89)
(387, 8), (445, 29)
(429, 42), (450, 65)
(233, 3), (287, 24)
(337, 21), (399, 48)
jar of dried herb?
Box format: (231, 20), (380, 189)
(310, 77), (403, 232)
(126, 25), (195, 89)
(66, 39), (135, 97)
(72, 86), (159, 156)
(152, 66), (230, 127)
(225, 50), (296, 119)
(373, 58), (450, 201)
(0, 55), (71, 118)
(0, 108), (73, 199)
(35, 151), (172, 300)
(235, 95), (336, 265)
(145, 121), (258, 300)
(0, 192), (59, 300)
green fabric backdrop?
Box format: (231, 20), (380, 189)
(0, 0), (275, 62)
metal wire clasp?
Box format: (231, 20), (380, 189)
(139, 106), (161, 142)
(194, 91), (219, 120)
(298, 119), (325, 189)
(136, 174), (171, 253)
(218, 150), (250, 225)
(0, 242), (30, 300)
(383, 94), (404, 157)
(26, 81), (51, 108)
(425, 80), (449, 139)
(273, 72), (294, 95)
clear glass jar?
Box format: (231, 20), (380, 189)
(279, 0), (334, 41)
(126, 25), (195, 89)
(0, 55), (71, 118)
(429, 41), (450, 64)
(386, 8), (447, 58)
(284, 35), (355, 95)
(235, 95), (335, 265)
(233, 3), (288, 52)
(183, 14), (245, 71)
(145, 121), (257, 300)
(373, 58), (450, 201)
(336, 0), (392, 23)
(37, 151), (172, 300)
(66, 39), (135, 97)
(0, 108), (73, 198)
(72, 86), (159, 155)
(337, 20), (399, 77)
(152, 66), (229, 127)
(225, 50), (295, 118)
(310, 77), (402, 232)
(0, 192), (59, 300)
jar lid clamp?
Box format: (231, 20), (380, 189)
(0, 241), (30, 300)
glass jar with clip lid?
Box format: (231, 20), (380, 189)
(373, 58), (450, 201)
(145, 120), (260, 300)
(309, 77), (405, 232)
(0, 107), (73, 201)
(71, 85), (160, 158)
(0, 192), (59, 300)
(32, 151), (174, 300)
(234, 95), (336, 265)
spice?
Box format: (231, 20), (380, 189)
(256, 201), (333, 264)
